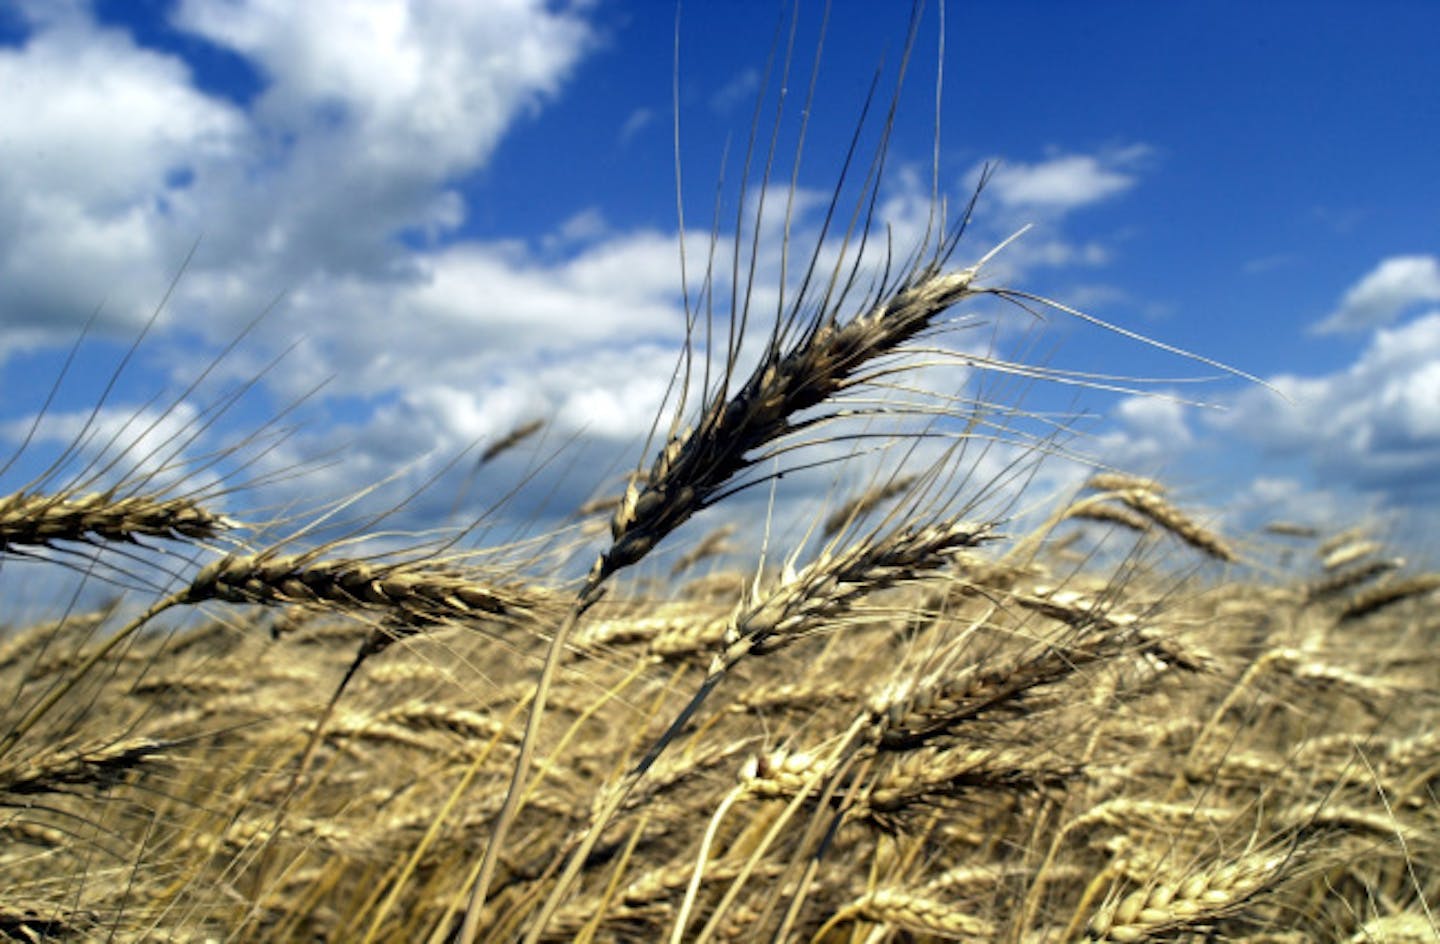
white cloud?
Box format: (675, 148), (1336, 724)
(1089, 393), (1195, 472)
(3, 401), (217, 495)
(1313, 255), (1440, 334)
(542, 209), (610, 253)
(0, 1), (594, 349)
(956, 147), (1149, 294)
(174, 0), (589, 172)
(0, 18), (245, 332)
(619, 108), (654, 145)
(0, 4), (1188, 557)
(986, 148), (1147, 212)
(1216, 311), (1440, 501)
(1242, 253), (1300, 275)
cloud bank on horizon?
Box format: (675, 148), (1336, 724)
(1, 0), (1437, 563)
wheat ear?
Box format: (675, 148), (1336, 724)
(597, 244), (1009, 583)
(467, 231), (1021, 941)
(821, 888), (996, 941)
(822, 474), (919, 537)
(516, 515), (992, 941)
(1114, 489), (1238, 562)
(1338, 574), (1440, 622)
(0, 490), (230, 553)
(1085, 848), (1298, 942)
(478, 418), (546, 466)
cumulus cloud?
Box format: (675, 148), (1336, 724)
(956, 146), (1149, 293)
(1232, 476), (1378, 535)
(1068, 257), (1440, 549)
(1312, 255), (1440, 334)
(0, 0), (594, 348)
(1088, 393), (1196, 473)
(0, 17), (245, 331)
(986, 147), (1148, 213)
(1215, 311), (1440, 502)
(0, 3), (1175, 551)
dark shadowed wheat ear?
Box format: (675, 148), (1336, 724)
(464, 169), (1030, 942)
(0, 490), (232, 554)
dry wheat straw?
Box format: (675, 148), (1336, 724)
(0, 737), (168, 797)
(1064, 497), (1154, 534)
(872, 602), (1198, 751)
(859, 744), (1077, 828)
(730, 678), (853, 715)
(1324, 539), (1384, 571)
(669, 524), (738, 576)
(181, 552), (539, 623)
(1265, 521), (1320, 538)
(1320, 526), (1371, 557)
(502, 515), (996, 938)
(598, 233), (1010, 582)
(709, 518), (993, 673)
(10, 10), (1435, 942)
(1347, 912), (1440, 943)
(1307, 557), (1404, 601)
(1085, 473), (1167, 496)
(0, 606), (116, 673)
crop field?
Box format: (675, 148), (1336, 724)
(2, 5), (1436, 943)
(3, 453), (1437, 943)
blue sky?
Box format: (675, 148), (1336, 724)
(2, 0), (1438, 577)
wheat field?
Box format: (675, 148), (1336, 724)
(2, 6), (1437, 943)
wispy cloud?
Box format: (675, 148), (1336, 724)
(619, 107), (654, 146)
(710, 67), (759, 114)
